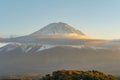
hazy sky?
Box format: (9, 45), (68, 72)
(0, 0), (120, 39)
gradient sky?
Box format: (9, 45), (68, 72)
(0, 0), (120, 39)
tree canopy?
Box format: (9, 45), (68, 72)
(40, 70), (117, 80)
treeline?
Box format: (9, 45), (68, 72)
(1, 70), (117, 80)
(40, 70), (117, 80)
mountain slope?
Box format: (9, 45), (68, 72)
(0, 45), (120, 76)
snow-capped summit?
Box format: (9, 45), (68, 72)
(30, 22), (85, 36)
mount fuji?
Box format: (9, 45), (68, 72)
(1, 22), (108, 45)
(0, 22), (120, 76)
(30, 22), (85, 36)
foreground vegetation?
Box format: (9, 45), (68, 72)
(1, 70), (117, 80)
(40, 70), (117, 80)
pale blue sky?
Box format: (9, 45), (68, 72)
(0, 0), (120, 39)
